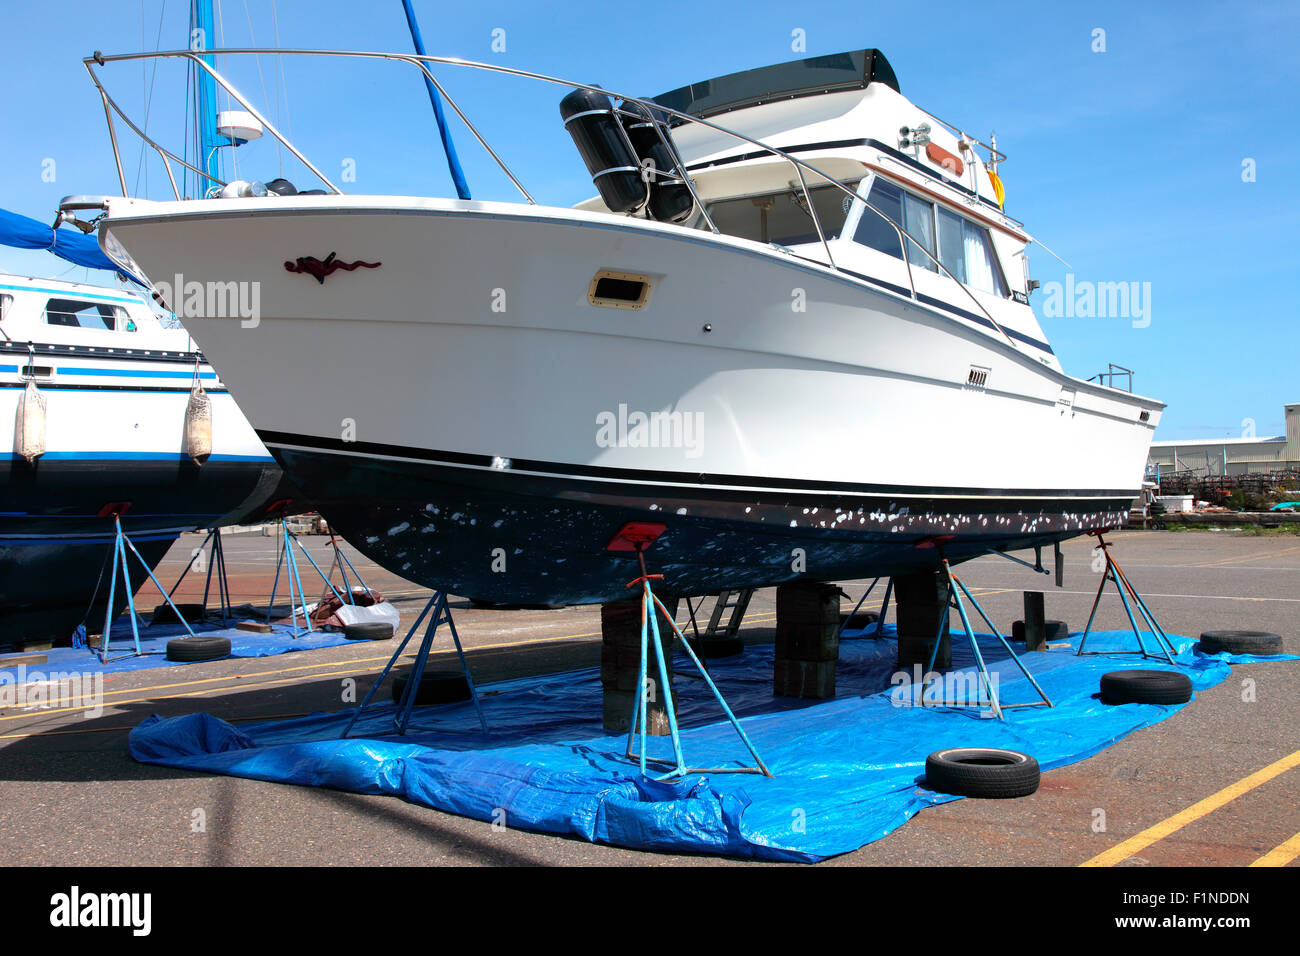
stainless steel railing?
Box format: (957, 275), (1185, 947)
(81, 47), (1019, 350)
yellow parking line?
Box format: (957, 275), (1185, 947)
(1, 612), (780, 721)
(1080, 748), (1300, 866)
(1250, 831), (1300, 867)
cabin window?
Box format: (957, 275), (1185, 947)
(704, 181), (859, 247)
(0, 294), (11, 324)
(903, 193), (936, 272)
(853, 176), (1009, 296)
(960, 222), (1008, 296)
(854, 179), (904, 259)
(43, 297), (132, 331)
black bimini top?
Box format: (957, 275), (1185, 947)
(652, 49), (899, 121)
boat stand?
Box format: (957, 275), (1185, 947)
(317, 529), (369, 606)
(159, 526), (233, 626)
(838, 576), (890, 638)
(341, 590), (488, 737)
(616, 534), (771, 780)
(920, 550), (1054, 721)
(1076, 530), (1178, 663)
(100, 515), (198, 663)
(266, 519), (355, 637)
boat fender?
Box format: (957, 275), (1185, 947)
(183, 369), (212, 464)
(14, 377), (47, 463)
(620, 100), (695, 224)
(559, 88), (648, 214)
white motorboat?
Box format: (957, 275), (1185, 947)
(0, 271), (290, 643)
(74, 47), (1163, 605)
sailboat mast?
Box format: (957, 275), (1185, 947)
(399, 0), (472, 200)
(192, 0), (221, 194)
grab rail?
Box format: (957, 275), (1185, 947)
(81, 47), (1019, 351)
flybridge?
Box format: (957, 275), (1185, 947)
(653, 49), (901, 120)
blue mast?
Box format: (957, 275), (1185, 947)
(193, 0), (221, 194)
(399, 0), (472, 200)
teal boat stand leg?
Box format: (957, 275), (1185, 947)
(919, 549), (1053, 720)
(617, 534), (771, 780)
(341, 590), (488, 738)
(1076, 530), (1178, 663)
(100, 515), (199, 663)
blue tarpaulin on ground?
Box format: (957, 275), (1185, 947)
(0, 616), (366, 682)
(128, 628), (1295, 861)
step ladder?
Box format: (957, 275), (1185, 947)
(704, 588), (755, 639)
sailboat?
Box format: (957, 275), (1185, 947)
(71, 43), (1162, 606)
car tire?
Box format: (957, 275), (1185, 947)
(689, 636), (744, 659)
(1100, 669), (1193, 705)
(1198, 630), (1283, 656)
(343, 622), (395, 641)
(391, 670), (472, 705)
(924, 748), (1040, 798)
(165, 636), (232, 662)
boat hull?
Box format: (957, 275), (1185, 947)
(102, 196), (1161, 604)
(270, 434), (1132, 604)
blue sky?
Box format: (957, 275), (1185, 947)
(1, 0), (1295, 440)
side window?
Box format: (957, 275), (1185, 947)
(43, 298), (129, 331)
(902, 193), (936, 272)
(853, 178), (904, 259)
(936, 207), (966, 283)
(0, 294), (11, 324)
(961, 222), (1008, 296)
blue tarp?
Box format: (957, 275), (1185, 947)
(1, 616), (367, 682)
(0, 207), (144, 284)
(128, 628), (1295, 862)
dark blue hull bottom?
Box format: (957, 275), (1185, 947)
(271, 442), (1134, 606)
(0, 457), (282, 646)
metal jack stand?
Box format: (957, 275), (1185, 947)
(1076, 530), (1178, 663)
(610, 522), (772, 780)
(838, 576), (891, 638)
(100, 515), (198, 663)
(318, 529), (369, 606)
(341, 590), (488, 737)
(266, 519), (352, 637)
(160, 526), (233, 626)
(920, 547), (1054, 721)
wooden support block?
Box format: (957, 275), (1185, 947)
(600, 595), (678, 733)
(773, 659), (836, 699)
(894, 571), (952, 668)
(237, 620), (274, 634)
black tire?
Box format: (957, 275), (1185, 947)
(1198, 630), (1283, 656)
(391, 669), (471, 705)
(689, 636), (744, 659)
(924, 748), (1040, 798)
(1100, 669), (1193, 705)
(153, 602), (205, 625)
(165, 636), (232, 662)
(1011, 619), (1070, 643)
(839, 610), (880, 630)
(343, 622), (395, 641)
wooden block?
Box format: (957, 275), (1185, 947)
(774, 620), (839, 662)
(236, 620), (274, 633)
(774, 658), (836, 699)
(0, 653), (48, 667)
